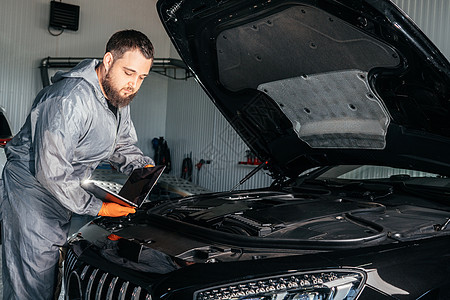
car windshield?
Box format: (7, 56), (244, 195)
(316, 165), (448, 187)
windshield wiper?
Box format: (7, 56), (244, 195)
(399, 183), (450, 204)
(307, 179), (394, 200)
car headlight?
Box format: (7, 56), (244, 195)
(194, 269), (365, 300)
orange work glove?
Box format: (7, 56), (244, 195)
(98, 202), (136, 217)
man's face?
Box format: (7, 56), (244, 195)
(101, 50), (153, 108)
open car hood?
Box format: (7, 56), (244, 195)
(157, 0), (450, 179)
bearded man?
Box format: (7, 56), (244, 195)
(1, 29), (155, 299)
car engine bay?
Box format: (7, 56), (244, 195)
(75, 176), (450, 270)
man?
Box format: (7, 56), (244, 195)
(1, 29), (155, 299)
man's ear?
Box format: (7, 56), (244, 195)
(103, 52), (114, 72)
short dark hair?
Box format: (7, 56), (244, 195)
(106, 29), (154, 60)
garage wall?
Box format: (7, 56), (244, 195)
(392, 0), (450, 61)
(164, 0), (450, 193)
(0, 0), (171, 156)
(165, 75), (274, 192)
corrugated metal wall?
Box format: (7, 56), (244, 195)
(165, 76), (273, 192)
(0, 0), (170, 155)
(392, 0), (450, 60)
(164, 0), (450, 192)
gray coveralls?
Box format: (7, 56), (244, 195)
(1, 59), (154, 299)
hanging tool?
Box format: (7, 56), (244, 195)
(181, 156), (193, 182)
(195, 159), (211, 185)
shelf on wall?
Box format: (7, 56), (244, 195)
(39, 57), (193, 87)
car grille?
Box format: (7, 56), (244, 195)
(64, 248), (152, 300)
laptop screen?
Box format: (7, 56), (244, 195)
(118, 165), (166, 206)
(82, 165), (166, 208)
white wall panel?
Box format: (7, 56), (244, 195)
(0, 0), (170, 157)
(131, 74), (169, 156)
(165, 77), (273, 192)
(392, 0), (450, 60)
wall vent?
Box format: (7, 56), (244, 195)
(49, 1), (80, 31)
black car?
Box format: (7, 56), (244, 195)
(63, 0), (450, 299)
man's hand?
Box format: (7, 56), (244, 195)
(98, 202), (136, 217)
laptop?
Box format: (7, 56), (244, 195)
(81, 165), (166, 208)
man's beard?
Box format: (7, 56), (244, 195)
(101, 72), (137, 108)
